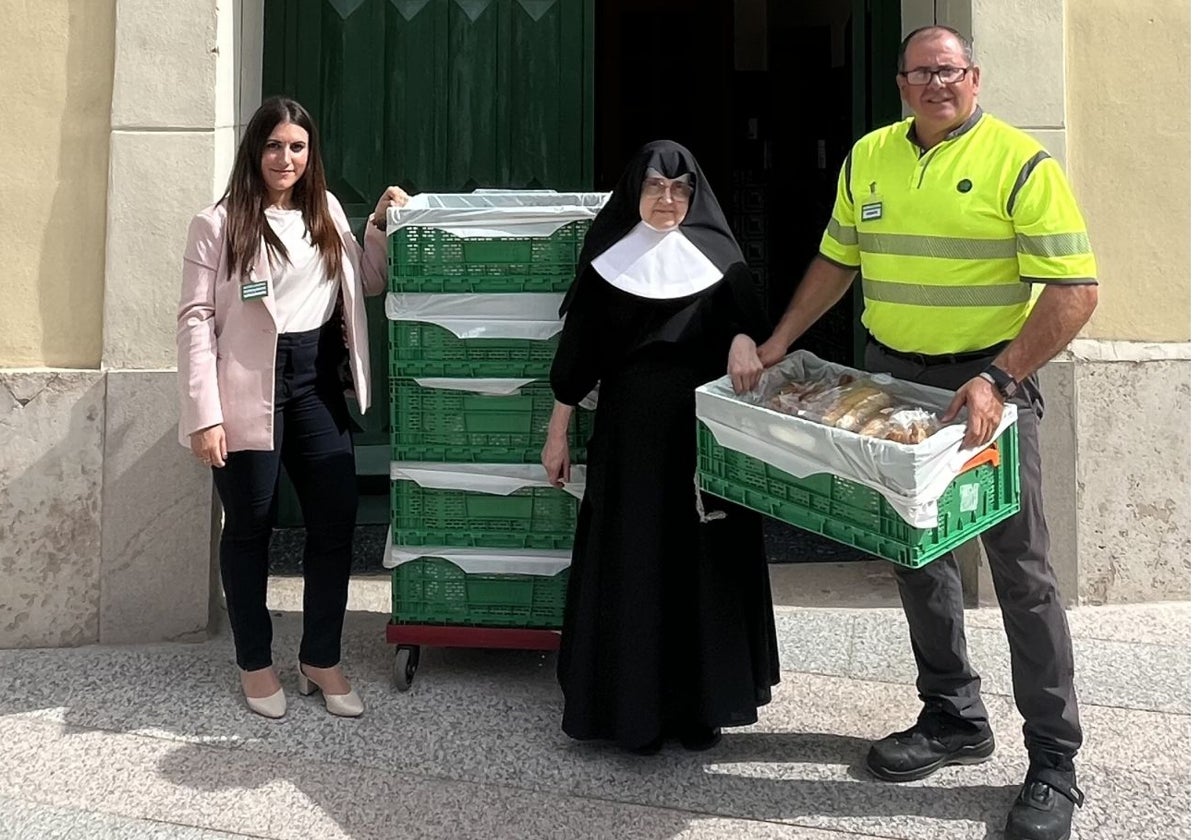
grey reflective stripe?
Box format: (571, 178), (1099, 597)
(826, 218), (858, 246)
(859, 232), (1016, 259)
(1006, 150), (1051, 216)
(1017, 232), (1093, 257)
(862, 278), (1032, 307)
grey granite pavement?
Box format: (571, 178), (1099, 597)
(0, 576), (1188, 839)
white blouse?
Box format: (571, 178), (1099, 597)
(264, 207), (339, 334)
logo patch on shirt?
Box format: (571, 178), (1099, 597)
(240, 280), (269, 301)
(861, 201), (883, 221)
(957, 179), (973, 193)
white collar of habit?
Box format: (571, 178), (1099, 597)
(590, 221), (722, 300)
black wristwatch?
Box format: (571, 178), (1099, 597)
(979, 364), (1019, 399)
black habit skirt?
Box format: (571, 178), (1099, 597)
(556, 343), (780, 749)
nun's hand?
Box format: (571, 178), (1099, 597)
(728, 334), (763, 394)
(542, 432), (571, 487)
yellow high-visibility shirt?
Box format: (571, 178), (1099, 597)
(818, 108), (1098, 355)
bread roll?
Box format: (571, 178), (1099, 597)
(820, 384), (879, 425)
(834, 390), (893, 431)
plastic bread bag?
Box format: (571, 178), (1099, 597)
(843, 406), (946, 444)
(822, 384), (896, 431)
(791, 380), (860, 423)
(761, 373), (854, 417)
(877, 407), (944, 444)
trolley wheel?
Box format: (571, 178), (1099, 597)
(393, 645), (420, 691)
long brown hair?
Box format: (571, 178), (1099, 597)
(221, 97), (344, 281)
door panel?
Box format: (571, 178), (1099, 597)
(262, 0), (595, 524)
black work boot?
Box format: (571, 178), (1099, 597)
(1004, 760), (1084, 840)
(866, 716), (995, 782)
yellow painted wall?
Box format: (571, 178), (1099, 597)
(0, 1), (114, 368)
(1067, 0), (1190, 341)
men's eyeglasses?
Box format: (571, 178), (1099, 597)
(898, 65), (971, 85)
(642, 177), (694, 200)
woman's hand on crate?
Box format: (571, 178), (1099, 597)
(370, 186), (410, 230)
(728, 334), (764, 394)
(943, 377), (1004, 449)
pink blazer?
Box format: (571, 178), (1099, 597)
(177, 193), (387, 451)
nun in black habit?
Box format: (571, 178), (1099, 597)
(542, 140), (780, 754)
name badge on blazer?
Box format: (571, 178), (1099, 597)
(240, 280), (269, 301)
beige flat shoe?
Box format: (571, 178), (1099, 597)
(244, 687), (286, 719)
(298, 661), (364, 718)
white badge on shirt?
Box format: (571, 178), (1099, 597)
(861, 180), (884, 222)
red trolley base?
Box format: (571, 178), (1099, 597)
(385, 622), (561, 650)
(385, 621), (561, 691)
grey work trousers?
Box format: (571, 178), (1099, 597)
(864, 341), (1082, 765)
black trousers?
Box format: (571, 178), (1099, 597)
(211, 321), (358, 672)
(864, 341), (1082, 767)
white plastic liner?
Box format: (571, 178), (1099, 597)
(391, 461), (587, 501)
(386, 190), (611, 238)
(383, 537), (572, 576)
(385, 292), (565, 340)
(412, 377), (537, 396)
(695, 350), (1018, 529)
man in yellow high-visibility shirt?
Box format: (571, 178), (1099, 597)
(731, 25), (1098, 840)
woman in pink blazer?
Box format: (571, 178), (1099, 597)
(177, 96), (405, 719)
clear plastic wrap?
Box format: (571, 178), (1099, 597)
(386, 190), (611, 238)
(759, 372), (946, 444)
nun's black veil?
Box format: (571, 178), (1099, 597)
(550, 139), (770, 409)
(561, 139), (750, 316)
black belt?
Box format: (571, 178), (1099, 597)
(868, 336), (1008, 367)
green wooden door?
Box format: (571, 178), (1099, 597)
(262, 0), (595, 525)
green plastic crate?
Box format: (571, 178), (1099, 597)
(696, 423), (1021, 568)
(388, 221), (589, 293)
(390, 557), (568, 628)
(389, 378), (592, 463)
(389, 320), (559, 379)
(391, 479), (579, 550)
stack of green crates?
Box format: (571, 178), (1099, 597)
(385, 192), (607, 629)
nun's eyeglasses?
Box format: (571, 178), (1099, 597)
(642, 178), (694, 200)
